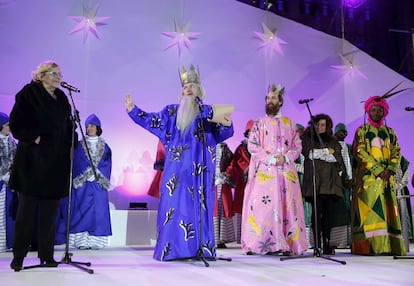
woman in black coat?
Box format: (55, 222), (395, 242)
(9, 61), (75, 271)
(301, 114), (344, 255)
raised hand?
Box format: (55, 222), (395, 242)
(125, 94), (135, 112)
(221, 115), (232, 127)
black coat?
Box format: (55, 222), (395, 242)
(301, 131), (344, 200)
(9, 81), (74, 199)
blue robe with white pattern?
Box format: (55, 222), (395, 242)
(56, 138), (112, 244)
(128, 104), (233, 261)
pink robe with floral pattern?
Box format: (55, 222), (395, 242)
(241, 114), (308, 255)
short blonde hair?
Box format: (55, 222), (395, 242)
(31, 60), (60, 82)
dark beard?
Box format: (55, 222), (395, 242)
(266, 103), (280, 116)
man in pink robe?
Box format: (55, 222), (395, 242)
(241, 84), (308, 256)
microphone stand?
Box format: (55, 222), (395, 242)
(190, 101), (232, 267)
(280, 102), (346, 265)
(58, 88), (96, 274)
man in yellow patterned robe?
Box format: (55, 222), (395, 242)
(351, 95), (405, 256)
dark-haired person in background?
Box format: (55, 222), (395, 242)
(328, 123), (353, 249)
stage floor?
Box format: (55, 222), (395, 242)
(0, 244), (413, 286)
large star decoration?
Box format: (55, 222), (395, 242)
(162, 21), (201, 57)
(254, 23), (287, 56)
(331, 53), (367, 79)
(69, 4), (110, 43)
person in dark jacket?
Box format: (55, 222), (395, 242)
(301, 114), (344, 255)
(8, 60), (75, 271)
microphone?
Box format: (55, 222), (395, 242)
(60, 81), (80, 93)
(405, 107), (414, 111)
(298, 98), (314, 104)
(194, 96), (203, 107)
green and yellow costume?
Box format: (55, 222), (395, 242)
(351, 124), (406, 256)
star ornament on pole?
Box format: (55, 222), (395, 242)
(161, 21), (201, 58)
(69, 4), (110, 43)
(331, 53), (368, 79)
(254, 23), (287, 56)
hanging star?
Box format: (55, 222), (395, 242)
(161, 21), (201, 57)
(331, 53), (368, 79)
(69, 4), (110, 43)
(254, 23), (287, 56)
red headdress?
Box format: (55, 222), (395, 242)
(363, 81), (410, 128)
(364, 96), (389, 127)
(245, 119), (254, 132)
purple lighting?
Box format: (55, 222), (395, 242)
(342, 0), (366, 8)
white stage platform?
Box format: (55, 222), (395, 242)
(108, 210), (157, 247)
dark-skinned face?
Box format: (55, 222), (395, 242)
(369, 105), (384, 123)
(335, 130), (347, 141)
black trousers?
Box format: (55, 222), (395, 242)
(13, 193), (60, 260)
(310, 195), (336, 248)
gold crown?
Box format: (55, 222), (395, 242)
(268, 83), (285, 97)
(179, 65), (201, 86)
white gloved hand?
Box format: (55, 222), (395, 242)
(321, 148), (330, 156)
(2, 172), (10, 184)
(309, 148), (330, 160)
(318, 148), (337, 163)
(309, 149), (322, 160)
(87, 175), (96, 182)
(215, 174), (226, 186)
(268, 156), (277, 166)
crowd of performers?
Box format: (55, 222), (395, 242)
(142, 78), (413, 259)
(1, 61), (413, 271)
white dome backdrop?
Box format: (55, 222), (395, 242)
(0, 0), (413, 208)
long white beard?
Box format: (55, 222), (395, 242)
(176, 95), (198, 134)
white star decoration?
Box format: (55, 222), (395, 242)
(331, 53), (367, 79)
(254, 23), (287, 56)
(69, 4), (110, 43)
(161, 21), (201, 57)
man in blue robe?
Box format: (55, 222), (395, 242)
(125, 65), (234, 261)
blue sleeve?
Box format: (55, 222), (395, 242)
(98, 144), (112, 180)
(214, 123), (234, 144)
(127, 105), (174, 140)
